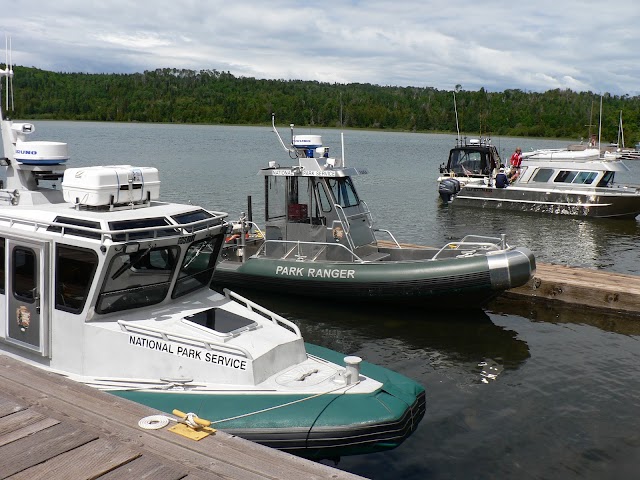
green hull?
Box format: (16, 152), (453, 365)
(111, 343), (426, 459)
(214, 247), (535, 308)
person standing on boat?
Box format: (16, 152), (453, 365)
(510, 147), (522, 169)
(495, 167), (509, 188)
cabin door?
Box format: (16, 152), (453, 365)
(5, 237), (49, 356)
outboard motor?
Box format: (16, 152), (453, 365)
(438, 178), (461, 203)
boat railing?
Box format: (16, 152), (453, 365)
(0, 210), (227, 244)
(333, 204), (356, 250)
(223, 289), (302, 337)
(117, 320), (254, 359)
(254, 239), (362, 263)
(373, 228), (401, 247)
(431, 234), (507, 260)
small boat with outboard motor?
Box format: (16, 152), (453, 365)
(445, 153), (640, 218)
(437, 136), (503, 202)
(0, 53), (425, 459)
(212, 116), (535, 308)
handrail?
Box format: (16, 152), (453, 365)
(373, 228), (401, 247)
(117, 320), (254, 359)
(223, 289), (302, 337)
(254, 239), (362, 262)
(431, 236), (507, 260)
(333, 204), (356, 250)
(0, 210), (227, 244)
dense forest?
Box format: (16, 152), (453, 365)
(4, 65), (640, 145)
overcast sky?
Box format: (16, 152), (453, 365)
(3, 0), (639, 95)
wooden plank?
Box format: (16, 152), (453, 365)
(0, 409), (59, 446)
(0, 355), (364, 480)
(0, 422), (97, 478)
(506, 262), (640, 315)
(10, 438), (142, 480)
(0, 394), (25, 417)
(99, 456), (190, 480)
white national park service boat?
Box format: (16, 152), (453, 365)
(0, 55), (424, 459)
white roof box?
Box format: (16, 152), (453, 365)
(15, 140), (69, 165)
(62, 165), (160, 207)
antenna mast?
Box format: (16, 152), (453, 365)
(453, 91), (460, 144)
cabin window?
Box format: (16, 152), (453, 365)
(0, 237), (4, 294)
(554, 171), (578, 183)
(48, 217), (102, 240)
(55, 245), (99, 314)
(449, 149), (486, 175)
(96, 245), (180, 314)
(172, 209), (221, 232)
(597, 171), (615, 187)
(109, 217), (176, 242)
(316, 182), (332, 213)
(573, 171), (598, 185)
(326, 177), (360, 208)
(266, 176), (286, 221)
(173, 234), (225, 298)
(531, 168), (554, 183)
(13, 247), (36, 302)
(286, 177), (310, 222)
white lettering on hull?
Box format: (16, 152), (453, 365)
(275, 265), (356, 279)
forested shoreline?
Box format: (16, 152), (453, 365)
(5, 65), (640, 145)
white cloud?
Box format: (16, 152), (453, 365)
(3, 0), (640, 94)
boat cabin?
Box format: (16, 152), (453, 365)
(261, 139), (380, 261)
(0, 120), (233, 372)
(512, 158), (626, 188)
(440, 138), (502, 177)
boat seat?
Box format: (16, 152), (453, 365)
(359, 252), (391, 262)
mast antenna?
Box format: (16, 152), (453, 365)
(453, 91), (460, 144)
(2, 35), (14, 114)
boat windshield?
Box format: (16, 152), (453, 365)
(96, 244), (180, 314)
(173, 235), (224, 298)
(448, 148), (486, 175)
(326, 177), (360, 208)
(96, 234), (224, 314)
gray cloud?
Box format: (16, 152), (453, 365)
(3, 0), (639, 94)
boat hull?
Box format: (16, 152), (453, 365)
(111, 344), (426, 459)
(212, 248), (535, 308)
(453, 185), (640, 218)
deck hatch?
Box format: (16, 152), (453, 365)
(184, 308), (257, 335)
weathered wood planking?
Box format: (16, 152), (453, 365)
(0, 354), (364, 480)
(505, 262), (640, 314)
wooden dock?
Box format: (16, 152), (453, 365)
(0, 354), (363, 480)
(505, 262), (640, 316)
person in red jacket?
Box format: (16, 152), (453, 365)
(510, 147), (522, 168)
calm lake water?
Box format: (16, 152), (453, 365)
(19, 121), (640, 479)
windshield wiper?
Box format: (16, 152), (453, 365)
(111, 245), (153, 280)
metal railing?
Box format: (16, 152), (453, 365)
(224, 289), (301, 337)
(431, 234), (508, 260)
(254, 239), (363, 263)
(0, 210), (227, 244)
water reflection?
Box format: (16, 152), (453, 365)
(489, 296), (640, 337)
(234, 290), (531, 378)
(436, 202), (640, 274)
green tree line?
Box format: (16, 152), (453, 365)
(4, 65), (640, 145)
